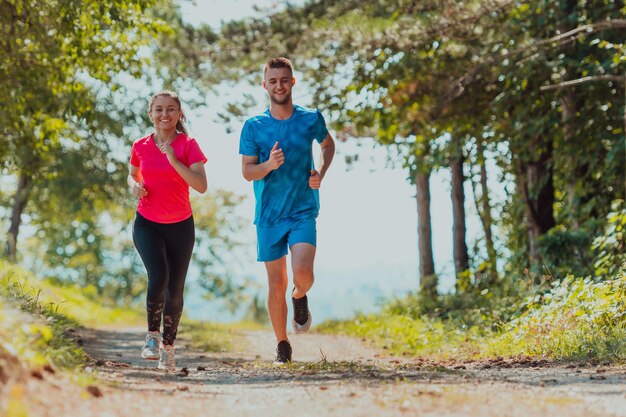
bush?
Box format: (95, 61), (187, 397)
(593, 200), (626, 279)
(486, 273), (626, 361)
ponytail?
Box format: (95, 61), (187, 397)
(176, 114), (188, 136)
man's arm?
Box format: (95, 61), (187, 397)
(309, 133), (336, 189)
(242, 142), (284, 181)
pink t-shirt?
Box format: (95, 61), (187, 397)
(130, 133), (207, 224)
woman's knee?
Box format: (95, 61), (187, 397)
(147, 274), (169, 300)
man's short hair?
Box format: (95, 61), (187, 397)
(264, 57), (293, 76)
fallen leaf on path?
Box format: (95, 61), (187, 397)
(106, 361), (130, 368)
(86, 385), (103, 398)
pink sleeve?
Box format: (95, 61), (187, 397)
(186, 139), (207, 166)
(130, 142), (140, 167)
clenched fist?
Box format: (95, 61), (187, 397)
(267, 141), (285, 171)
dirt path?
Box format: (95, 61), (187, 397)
(21, 326), (626, 417)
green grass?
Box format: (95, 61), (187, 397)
(319, 313), (486, 360)
(319, 274), (626, 364)
(0, 263), (87, 370)
(484, 275), (626, 362)
(0, 267), (144, 328)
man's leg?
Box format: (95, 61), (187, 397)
(291, 243), (316, 299)
(288, 218), (317, 333)
(265, 256), (289, 343)
(290, 243), (315, 333)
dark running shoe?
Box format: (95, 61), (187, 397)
(273, 340), (292, 366)
(292, 291), (312, 333)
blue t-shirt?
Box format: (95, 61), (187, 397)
(239, 105), (329, 226)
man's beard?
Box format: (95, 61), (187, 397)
(270, 92), (291, 105)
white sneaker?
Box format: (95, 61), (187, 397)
(158, 343), (176, 371)
(141, 331), (161, 360)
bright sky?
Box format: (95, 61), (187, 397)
(179, 0), (487, 321)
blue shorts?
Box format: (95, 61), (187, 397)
(256, 218), (317, 262)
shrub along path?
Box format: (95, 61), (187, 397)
(18, 327), (626, 417)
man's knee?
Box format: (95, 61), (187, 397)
(267, 273), (288, 292)
(292, 262), (314, 281)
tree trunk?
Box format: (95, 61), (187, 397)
(5, 172), (33, 263)
(561, 90), (581, 229)
(473, 141), (498, 284)
(516, 138), (556, 273)
(450, 138), (469, 285)
(415, 169), (436, 295)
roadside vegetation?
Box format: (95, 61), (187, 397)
(319, 205), (626, 364)
(320, 272), (626, 364)
(0, 261), (241, 416)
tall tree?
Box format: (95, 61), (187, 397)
(470, 140), (498, 284)
(450, 136), (469, 281)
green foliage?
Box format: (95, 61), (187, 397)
(321, 270), (626, 363)
(1, 0), (166, 171)
(488, 274), (626, 361)
(385, 285), (529, 331)
(319, 312), (485, 359)
(0, 260), (143, 326)
(0, 262), (87, 369)
(191, 190), (250, 311)
(593, 200), (626, 278)
(537, 226), (596, 279)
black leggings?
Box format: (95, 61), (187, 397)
(133, 212), (195, 345)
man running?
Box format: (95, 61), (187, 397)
(239, 57), (335, 365)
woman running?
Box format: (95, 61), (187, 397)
(128, 90), (207, 371)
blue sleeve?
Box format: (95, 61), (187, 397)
(239, 120), (259, 156)
(314, 110), (329, 144)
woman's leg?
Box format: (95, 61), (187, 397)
(133, 213), (169, 332)
(161, 216), (195, 346)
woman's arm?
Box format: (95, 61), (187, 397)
(128, 164), (148, 197)
(158, 143), (208, 193)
